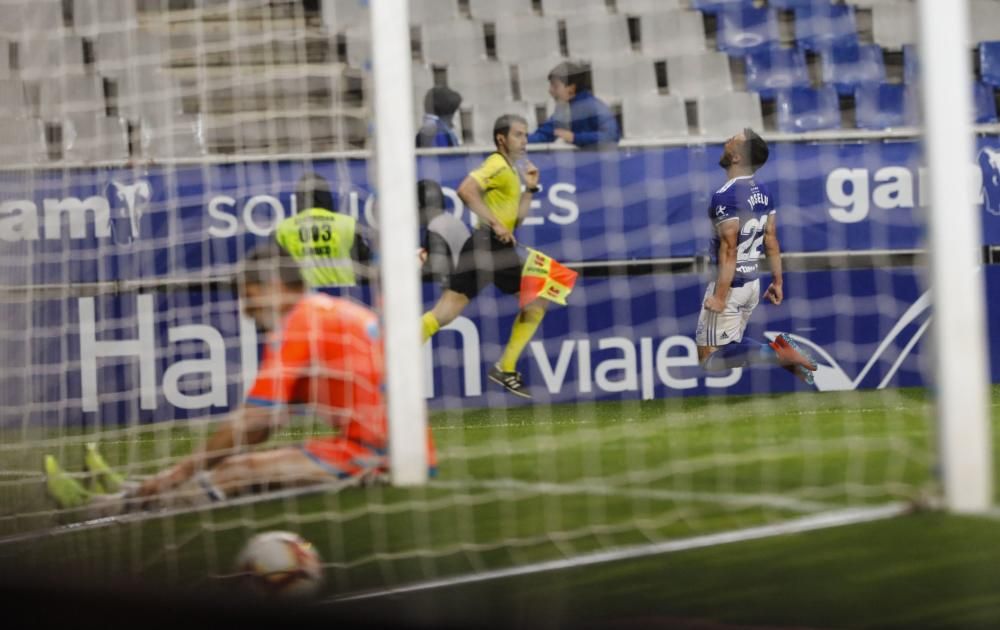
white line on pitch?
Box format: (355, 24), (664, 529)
(326, 503), (911, 604)
(432, 478), (833, 513)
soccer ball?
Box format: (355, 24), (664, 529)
(235, 530), (324, 599)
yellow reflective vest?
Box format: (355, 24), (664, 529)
(274, 208), (358, 287)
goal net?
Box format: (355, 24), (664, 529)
(0, 0), (995, 608)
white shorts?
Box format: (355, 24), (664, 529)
(695, 279), (760, 347)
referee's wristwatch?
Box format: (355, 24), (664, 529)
(526, 184), (541, 194)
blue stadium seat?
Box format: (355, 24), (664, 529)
(744, 47), (810, 98)
(854, 83), (918, 130)
(691, 0), (755, 15)
(821, 44), (885, 96)
(794, 4), (858, 51)
(775, 86), (840, 132)
(768, 0), (829, 9)
(975, 82), (998, 123)
(902, 44), (918, 84)
(980, 40), (1000, 87)
(717, 7), (781, 56)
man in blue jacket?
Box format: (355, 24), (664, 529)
(528, 60), (621, 148)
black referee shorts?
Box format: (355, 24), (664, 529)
(447, 227), (523, 299)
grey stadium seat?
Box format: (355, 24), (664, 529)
(62, 114), (130, 162)
(0, 80), (30, 117)
(93, 28), (166, 75)
(564, 14), (633, 58)
(38, 76), (106, 120)
(665, 51), (733, 98)
(639, 10), (708, 58)
(872, 2), (917, 50)
(18, 36), (87, 80)
(0, 0), (64, 36)
(447, 60), (515, 106)
(622, 93), (689, 139)
(589, 54), (659, 100)
(322, 0), (369, 31)
(420, 21), (488, 66)
(696, 91), (763, 137)
(494, 17), (562, 63)
(541, 0), (610, 17)
(617, 0), (688, 16)
(0, 118), (49, 165)
(140, 114), (206, 159)
(468, 0), (535, 21)
(73, 0), (138, 37)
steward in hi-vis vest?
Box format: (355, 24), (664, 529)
(274, 172), (372, 288)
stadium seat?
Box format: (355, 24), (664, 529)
(590, 54), (659, 100)
(821, 43), (886, 97)
(494, 17), (561, 63)
(744, 47), (810, 98)
(696, 91), (763, 136)
(616, 0), (688, 16)
(420, 21), (487, 66)
(0, 80), (30, 117)
(565, 15), (633, 58)
(0, 0), (63, 36)
(853, 83), (918, 130)
(974, 82), (998, 124)
(62, 114), (129, 162)
(871, 2), (917, 50)
(639, 10), (707, 58)
(18, 36), (87, 80)
(140, 114), (206, 159)
(0, 40), (9, 80)
(793, 4), (858, 52)
(0, 118), (49, 165)
(621, 93), (689, 138)
(980, 41), (1000, 88)
(93, 28), (166, 75)
(768, 0), (829, 9)
(342, 24), (372, 68)
(540, 0), (610, 17)
(970, 0), (1000, 44)
(774, 85), (841, 132)
(321, 0), (369, 31)
(447, 60), (515, 105)
(716, 7), (781, 56)
(665, 51), (733, 98)
(410, 0), (461, 23)
(516, 54), (566, 104)
(411, 61), (435, 115)
(903, 44), (918, 84)
(468, 101), (535, 146)
(73, 0), (138, 37)
(115, 70), (185, 122)
(468, 0), (535, 21)
(691, 0), (756, 16)
(38, 76), (106, 120)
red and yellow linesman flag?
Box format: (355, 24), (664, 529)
(519, 248), (578, 309)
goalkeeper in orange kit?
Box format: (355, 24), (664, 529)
(45, 244), (436, 516)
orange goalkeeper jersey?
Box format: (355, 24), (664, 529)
(246, 293), (389, 450)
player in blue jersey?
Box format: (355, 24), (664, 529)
(696, 128), (817, 384)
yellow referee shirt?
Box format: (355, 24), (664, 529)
(468, 152), (522, 231)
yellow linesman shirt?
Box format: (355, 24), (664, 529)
(468, 152), (522, 232)
(274, 208), (358, 287)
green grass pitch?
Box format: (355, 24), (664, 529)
(2, 386), (999, 627)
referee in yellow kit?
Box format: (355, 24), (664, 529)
(420, 114), (545, 398)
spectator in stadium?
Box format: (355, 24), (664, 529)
(416, 86), (463, 148)
(417, 178), (471, 287)
(273, 172), (373, 288)
(696, 128), (817, 384)
(528, 60), (621, 148)
(421, 114), (545, 399)
(44, 243), (437, 516)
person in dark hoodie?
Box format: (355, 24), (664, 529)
(416, 86), (463, 148)
(528, 60), (621, 148)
